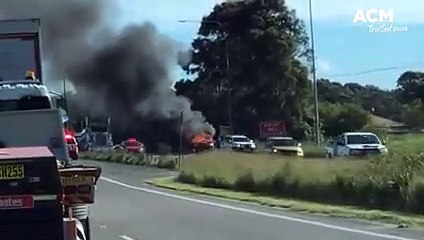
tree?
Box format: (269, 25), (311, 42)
(317, 79), (405, 122)
(177, 0), (310, 137)
(403, 99), (424, 129)
(396, 71), (424, 104)
(319, 102), (370, 136)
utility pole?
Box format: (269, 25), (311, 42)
(178, 111), (184, 170)
(62, 76), (70, 128)
(178, 19), (233, 132)
(308, 0), (320, 145)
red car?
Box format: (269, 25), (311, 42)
(65, 134), (79, 160)
(123, 138), (144, 153)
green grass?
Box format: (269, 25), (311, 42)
(148, 177), (424, 228)
(177, 134), (424, 215)
(181, 151), (367, 184)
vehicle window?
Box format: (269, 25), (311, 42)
(271, 139), (297, 146)
(347, 135), (380, 144)
(233, 137), (249, 142)
(66, 138), (76, 145)
(124, 141), (140, 147)
(91, 126), (107, 132)
(0, 96), (51, 111)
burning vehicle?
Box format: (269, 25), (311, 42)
(191, 132), (214, 153)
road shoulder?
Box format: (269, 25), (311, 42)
(146, 177), (424, 229)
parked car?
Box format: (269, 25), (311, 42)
(325, 132), (387, 158)
(65, 134), (79, 160)
(115, 138), (145, 154)
(266, 136), (303, 157)
(220, 135), (256, 152)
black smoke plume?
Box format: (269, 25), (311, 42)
(0, 0), (215, 142)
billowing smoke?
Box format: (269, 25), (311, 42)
(0, 0), (215, 138)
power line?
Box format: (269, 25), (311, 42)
(322, 64), (424, 79)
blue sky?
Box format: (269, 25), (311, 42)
(115, 0), (424, 90)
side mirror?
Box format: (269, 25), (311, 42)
(382, 140), (386, 145)
(297, 143), (302, 147)
(250, 139), (254, 143)
(337, 141), (345, 146)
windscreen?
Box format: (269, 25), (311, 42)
(271, 139), (298, 146)
(124, 141), (141, 147)
(233, 137), (249, 142)
(65, 138), (77, 145)
(91, 126), (107, 132)
(347, 135), (380, 145)
(0, 96), (51, 112)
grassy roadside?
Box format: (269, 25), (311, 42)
(147, 177), (424, 228)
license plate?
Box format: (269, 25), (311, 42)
(0, 195), (34, 209)
(61, 176), (94, 186)
(0, 164), (24, 180)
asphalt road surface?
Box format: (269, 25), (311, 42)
(79, 160), (424, 240)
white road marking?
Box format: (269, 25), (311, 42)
(119, 235), (136, 240)
(101, 176), (420, 240)
(99, 225), (106, 229)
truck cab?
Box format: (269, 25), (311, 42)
(0, 80), (52, 111)
(325, 132), (387, 158)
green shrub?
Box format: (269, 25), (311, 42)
(234, 170), (255, 192)
(199, 176), (229, 189)
(303, 145), (326, 158)
(178, 171), (196, 184)
(156, 156), (177, 169)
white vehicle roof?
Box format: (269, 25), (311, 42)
(227, 135), (249, 138)
(343, 132), (376, 136)
(267, 136), (293, 140)
(0, 81), (50, 100)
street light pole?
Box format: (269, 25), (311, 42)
(308, 0), (320, 145)
(178, 20), (233, 132)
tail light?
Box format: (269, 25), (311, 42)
(57, 190), (65, 203)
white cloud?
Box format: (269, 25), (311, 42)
(316, 58), (332, 75)
(286, 0), (424, 24)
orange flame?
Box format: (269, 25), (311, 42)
(191, 133), (213, 144)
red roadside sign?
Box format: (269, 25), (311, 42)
(259, 121), (286, 137)
(0, 195), (34, 209)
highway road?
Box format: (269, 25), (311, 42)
(80, 160), (424, 240)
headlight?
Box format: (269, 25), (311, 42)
(380, 147), (387, 153)
(272, 148), (277, 153)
